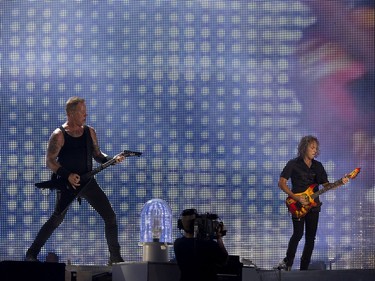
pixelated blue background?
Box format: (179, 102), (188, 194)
(1, 0), (374, 269)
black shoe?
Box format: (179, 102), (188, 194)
(108, 255), (124, 266)
(25, 252), (40, 262)
(274, 258), (291, 271)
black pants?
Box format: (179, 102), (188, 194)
(27, 179), (121, 259)
(285, 211), (319, 270)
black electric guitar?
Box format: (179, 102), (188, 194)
(35, 150), (142, 214)
(35, 150), (142, 194)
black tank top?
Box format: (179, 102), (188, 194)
(58, 126), (91, 175)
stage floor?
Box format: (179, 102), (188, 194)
(255, 268), (375, 281)
(0, 261), (374, 281)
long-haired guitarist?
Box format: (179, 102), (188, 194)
(26, 97), (125, 264)
(275, 135), (349, 271)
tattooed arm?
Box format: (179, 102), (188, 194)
(88, 126), (125, 164)
(88, 126), (109, 162)
(46, 127), (81, 189)
(46, 128), (65, 173)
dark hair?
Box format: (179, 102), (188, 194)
(297, 135), (320, 158)
(179, 209), (197, 233)
(181, 209), (197, 216)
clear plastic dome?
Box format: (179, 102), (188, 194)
(140, 198), (173, 244)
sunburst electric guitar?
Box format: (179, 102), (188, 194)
(285, 168), (361, 219)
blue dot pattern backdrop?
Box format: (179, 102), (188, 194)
(1, 0), (374, 269)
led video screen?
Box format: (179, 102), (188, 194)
(1, 0), (374, 269)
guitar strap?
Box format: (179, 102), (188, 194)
(84, 125), (93, 172)
(77, 125), (94, 205)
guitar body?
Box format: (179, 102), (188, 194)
(48, 178), (94, 214)
(35, 174), (91, 193)
(285, 168), (360, 219)
(286, 184), (318, 219)
(61, 178), (92, 195)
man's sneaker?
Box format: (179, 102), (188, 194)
(274, 258), (291, 271)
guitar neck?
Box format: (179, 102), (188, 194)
(81, 158), (117, 182)
(80, 150), (142, 182)
(311, 179), (343, 199)
(93, 158), (116, 176)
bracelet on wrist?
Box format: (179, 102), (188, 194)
(101, 156), (112, 164)
(56, 167), (71, 179)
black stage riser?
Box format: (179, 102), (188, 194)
(0, 261), (65, 281)
(256, 269), (375, 281)
(1, 261), (374, 281)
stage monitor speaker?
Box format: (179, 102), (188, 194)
(112, 262), (180, 281)
(309, 260), (327, 270)
(0, 260), (65, 281)
(217, 255), (243, 281)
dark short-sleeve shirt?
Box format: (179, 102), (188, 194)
(280, 157), (328, 208)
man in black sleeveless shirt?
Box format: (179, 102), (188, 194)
(26, 97), (125, 264)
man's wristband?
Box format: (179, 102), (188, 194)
(56, 167), (71, 179)
(101, 156), (113, 164)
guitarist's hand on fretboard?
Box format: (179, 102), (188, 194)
(113, 154), (126, 164)
(342, 175), (350, 185)
(327, 175), (350, 190)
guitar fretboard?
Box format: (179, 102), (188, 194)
(311, 179), (344, 199)
(80, 150), (141, 182)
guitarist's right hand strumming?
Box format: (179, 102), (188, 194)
(68, 173), (81, 189)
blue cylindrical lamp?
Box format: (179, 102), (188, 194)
(140, 198), (173, 262)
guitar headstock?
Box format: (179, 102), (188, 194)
(122, 150), (142, 157)
(347, 168), (361, 179)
